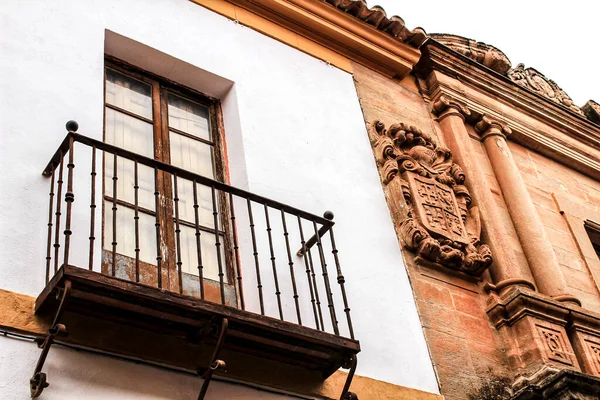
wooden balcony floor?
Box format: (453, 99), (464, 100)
(35, 265), (360, 381)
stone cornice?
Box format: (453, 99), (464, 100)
(508, 63), (582, 115)
(430, 34), (511, 75)
(324, 0), (427, 48)
(193, 0), (422, 79)
(420, 41), (600, 149)
(418, 41), (600, 181)
(512, 370), (600, 400)
(582, 100), (600, 125)
(487, 287), (600, 331)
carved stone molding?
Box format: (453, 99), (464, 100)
(369, 121), (492, 276)
(431, 34), (511, 74)
(486, 287), (600, 389)
(568, 309), (600, 377)
(474, 115), (513, 140)
(587, 340), (600, 373)
(431, 95), (513, 141)
(582, 100), (600, 125)
(537, 325), (574, 366)
(431, 95), (471, 120)
(325, 0), (427, 48)
(508, 64), (582, 115)
(511, 370), (600, 400)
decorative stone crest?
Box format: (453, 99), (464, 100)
(431, 34), (512, 74)
(582, 100), (600, 124)
(508, 64), (582, 114)
(369, 121), (492, 276)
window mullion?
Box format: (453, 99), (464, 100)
(151, 82), (176, 287)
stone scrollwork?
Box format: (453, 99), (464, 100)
(430, 34), (512, 75)
(369, 121), (492, 276)
(508, 64), (582, 115)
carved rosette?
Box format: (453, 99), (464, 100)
(369, 121), (492, 276)
(508, 64), (582, 114)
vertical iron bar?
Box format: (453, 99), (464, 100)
(88, 146), (96, 271)
(313, 221), (339, 335)
(45, 170), (55, 284)
(173, 174), (183, 294)
(62, 137), (75, 268)
(154, 167), (163, 289)
(211, 187), (225, 304)
(247, 199), (264, 315)
(133, 161), (140, 282)
(282, 211), (301, 325)
(306, 246), (325, 331)
(111, 153), (118, 277)
(329, 226), (354, 339)
(297, 216), (319, 330)
(229, 192), (244, 310)
(53, 155), (64, 273)
(192, 181), (205, 299)
(264, 205), (283, 320)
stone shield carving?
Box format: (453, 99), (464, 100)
(369, 120), (492, 276)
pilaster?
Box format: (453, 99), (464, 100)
(474, 115), (580, 307)
(431, 96), (536, 294)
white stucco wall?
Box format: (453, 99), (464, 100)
(0, 338), (303, 399)
(0, 0), (439, 397)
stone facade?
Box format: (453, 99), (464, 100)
(355, 25), (600, 400)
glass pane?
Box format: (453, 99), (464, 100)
(105, 108), (154, 158)
(105, 156), (155, 211)
(175, 178), (217, 229)
(167, 93), (210, 140)
(105, 68), (153, 120)
(169, 131), (214, 178)
(178, 225), (226, 283)
(103, 200), (157, 265)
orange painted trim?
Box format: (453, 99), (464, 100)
(189, 0), (421, 79)
(0, 288), (442, 400)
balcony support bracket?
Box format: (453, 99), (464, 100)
(197, 317), (229, 400)
(30, 280), (72, 398)
(340, 355), (359, 400)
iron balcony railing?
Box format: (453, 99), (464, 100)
(42, 122), (355, 340)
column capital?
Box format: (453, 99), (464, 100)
(474, 115), (512, 140)
(431, 95), (471, 121)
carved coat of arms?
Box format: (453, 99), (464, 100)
(369, 121), (492, 276)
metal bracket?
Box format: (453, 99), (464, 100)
(197, 318), (229, 400)
(297, 224), (331, 256)
(340, 355), (358, 400)
(30, 280), (72, 398)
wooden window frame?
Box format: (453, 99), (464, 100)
(101, 56), (236, 298)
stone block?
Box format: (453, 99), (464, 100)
(568, 310), (600, 377)
(487, 288), (581, 379)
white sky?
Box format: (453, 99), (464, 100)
(374, 0), (599, 107)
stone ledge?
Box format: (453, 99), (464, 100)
(487, 287), (600, 380)
(486, 287), (600, 330)
(512, 369), (600, 400)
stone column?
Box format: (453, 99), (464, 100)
(432, 98), (536, 293)
(475, 117), (580, 306)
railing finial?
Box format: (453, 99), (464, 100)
(324, 211), (334, 220)
(66, 120), (79, 133)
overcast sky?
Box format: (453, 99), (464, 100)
(374, 0), (598, 107)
